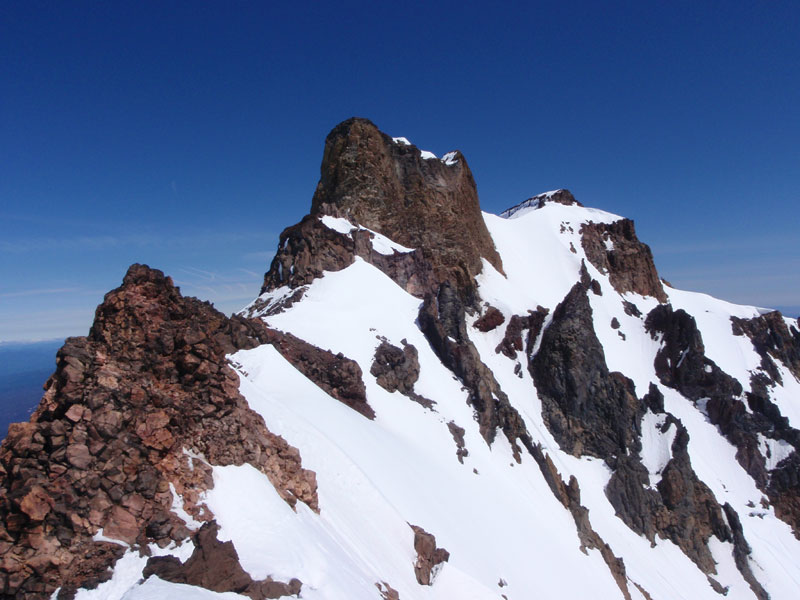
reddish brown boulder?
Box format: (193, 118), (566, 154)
(409, 524), (450, 585)
(474, 306), (505, 332)
(143, 521), (302, 599)
(65, 443), (92, 469)
(18, 487), (52, 522)
(103, 506), (139, 545)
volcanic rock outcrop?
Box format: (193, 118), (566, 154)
(0, 265), (317, 599)
(409, 524), (449, 586)
(581, 218), (667, 302)
(262, 117), (502, 301)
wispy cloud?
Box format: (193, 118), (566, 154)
(0, 308), (95, 343)
(0, 231), (276, 254)
(237, 268), (262, 278)
(650, 234), (799, 257)
(177, 266), (220, 281)
(242, 250), (275, 262)
(0, 287), (81, 299)
(171, 265), (264, 314)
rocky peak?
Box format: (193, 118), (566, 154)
(0, 264), (318, 599)
(500, 189), (581, 218)
(581, 218), (667, 302)
(262, 117), (502, 299)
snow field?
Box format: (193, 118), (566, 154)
(476, 202), (800, 598)
(229, 257), (627, 598)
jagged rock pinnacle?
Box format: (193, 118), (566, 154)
(264, 117), (502, 297)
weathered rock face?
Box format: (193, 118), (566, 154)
(409, 524), (449, 586)
(0, 265), (317, 599)
(499, 189), (582, 218)
(732, 310), (800, 383)
(415, 269), (640, 597)
(495, 307), (548, 361)
(530, 271), (643, 459)
(646, 303), (800, 545)
(417, 282), (522, 447)
(645, 305), (742, 401)
(143, 521), (302, 599)
(581, 219), (667, 302)
(260, 215), (357, 293)
(605, 410), (733, 575)
(261, 117), (502, 301)
(370, 339), (433, 409)
(645, 305), (800, 540)
(531, 279), (738, 577)
(263, 328), (373, 420)
(769, 452), (800, 539)
(311, 118), (503, 289)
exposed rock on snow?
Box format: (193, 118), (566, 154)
(472, 306), (505, 333)
(409, 524), (449, 585)
(732, 310), (800, 383)
(370, 340), (434, 409)
(494, 308), (548, 360)
(262, 328), (373, 420)
(531, 270), (643, 459)
(581, 218), (667, 302)
(646, 304), (742, 402)
(143, 521), (302, 599)
(499, 189), (581, 218)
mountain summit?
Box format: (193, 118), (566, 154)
(262, 117), (501, 300)
(2, 119), (800, 600)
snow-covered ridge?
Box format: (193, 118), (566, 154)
(500, 189), (580, 219)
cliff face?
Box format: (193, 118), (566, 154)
(262, 117), (502, 300)
(3, 119), (800, 600)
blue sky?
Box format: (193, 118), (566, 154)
(1, 1), (798, 342)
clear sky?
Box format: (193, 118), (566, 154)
(1, 1), (798, 342)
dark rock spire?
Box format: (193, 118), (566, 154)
(261, 117), (502, 299)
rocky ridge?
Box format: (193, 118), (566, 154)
(0, 265), (319, 599)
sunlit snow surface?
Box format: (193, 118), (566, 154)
(319, 215), (413, 255)
(95, 200), (800, 599)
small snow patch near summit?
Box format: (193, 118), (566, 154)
(319, 215), (413, 255)
(320, 215), (356, 235)
(392, 134), (459, 164)
(442, 152), (459, 166)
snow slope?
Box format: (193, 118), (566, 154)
(90, 199), (800, 600)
